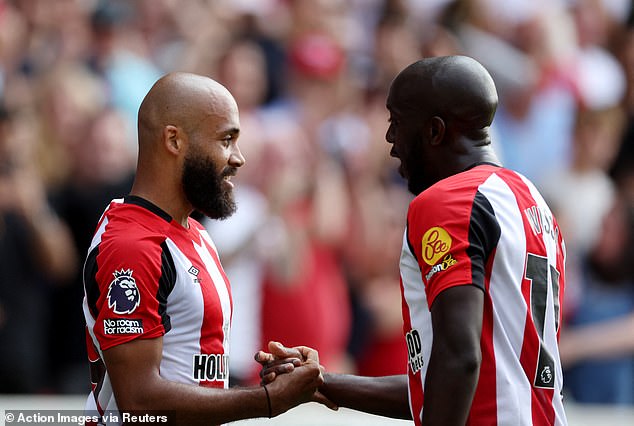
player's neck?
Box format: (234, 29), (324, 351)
(129, 181), (192, 228)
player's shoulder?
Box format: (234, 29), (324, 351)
(411, 165), (500, 212)
(187, 216), (206, 233)
(99, 200), (171, 252)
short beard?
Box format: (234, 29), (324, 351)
(182, 153), (237, 220)
(401, 161), (427, 196)
(407, 176), (427, 196)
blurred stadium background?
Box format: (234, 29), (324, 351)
(0, 0), (633, 423)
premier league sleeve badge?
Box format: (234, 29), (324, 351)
(107, 269), (141, 314)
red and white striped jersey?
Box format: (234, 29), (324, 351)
(82, 196), (232, 424)
(400, 164), (567, 426)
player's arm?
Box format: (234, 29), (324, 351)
(257, 342), (411, 420)
(422, 284), (483, 425)
(104, 337), (323, 425)
(320, 373), (411, 419)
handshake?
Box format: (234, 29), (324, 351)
(253, 341), (338, 418)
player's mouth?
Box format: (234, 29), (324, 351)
(390, 149), (406, 178)
(222, 168), (238, 189)
(223, 176), (234, 189)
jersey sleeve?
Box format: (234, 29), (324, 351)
(84, 234), (176, 351)
(407, 187), (500, 308)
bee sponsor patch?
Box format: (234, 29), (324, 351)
(421, 226), (452, 265)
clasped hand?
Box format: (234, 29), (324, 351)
(254, 341), (338, 411)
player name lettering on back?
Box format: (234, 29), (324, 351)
(192, 354), (229, 381)
(524, 205), (559, 242)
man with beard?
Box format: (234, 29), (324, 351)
(82, 73), (325, 425)
(260, 56), (568, 425)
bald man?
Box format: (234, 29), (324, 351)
(82, 73), (324, 425)
(260, 56), (568, 425)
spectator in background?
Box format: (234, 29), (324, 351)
(0, 102), (77, 392)
(539, 65), (627, 336)
(87, 0), (163, 148)
(335, 2), (421, 376)
(441, 0), (578, 183)
(254, 11), (354, 373)
(613, 8), (634, 207)
(559, 193), (634, 404)
(35, 63), (107, 187)
(542, 105), (625, 264)
(541, 0), (634, 404)
(0, 0), (28, 98)
(5, 0), (94, 78)
(50, 106), (136, 393)
(258, 113), (353, 374)
(344, 184), (410, 377)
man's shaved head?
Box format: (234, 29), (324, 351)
(138, 72), (237, 152)
(131, 72), (244, 222)
(388, 56), (498, 138)
(386, 56), (501, 195)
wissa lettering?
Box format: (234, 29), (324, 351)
(193, 354), (229, 381)
(524, 205), (559, 242)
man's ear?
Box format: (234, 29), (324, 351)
(164, 125), (182, 155)
(428, 116), (445, 146)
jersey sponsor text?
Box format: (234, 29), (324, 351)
(193, 354), (229, 381)
(406, 329), (424, 374)
(425, 253), (458, 281)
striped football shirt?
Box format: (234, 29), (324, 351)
(400, 164), (567, 426)
(82, 196), (232, 424)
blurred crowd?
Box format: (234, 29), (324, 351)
(0, 0), (633, 405)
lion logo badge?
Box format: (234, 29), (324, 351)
(540, 366), (553, 385)
(107, 269), (141, 314)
